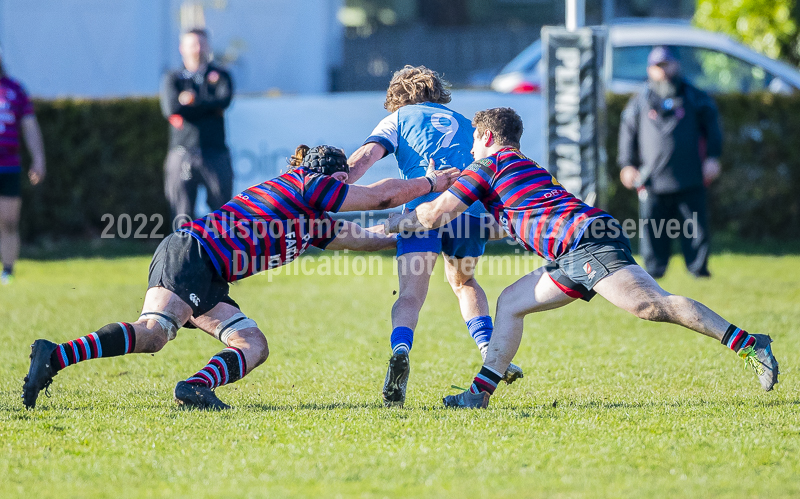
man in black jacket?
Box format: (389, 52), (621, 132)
(160, 28), (234, 221)
(618, 46), (722, 278)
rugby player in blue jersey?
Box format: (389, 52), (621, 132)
(22, 145), (459, 410)
(386, 108), (779, 408)
(348, 66), (523, 407)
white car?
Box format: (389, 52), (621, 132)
(491, 20), (800, 95)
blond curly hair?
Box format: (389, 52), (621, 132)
(383, 65), (452, 113)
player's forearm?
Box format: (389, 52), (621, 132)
(415, 202), (449, 229)
(21, 116), (45, 166)
(370, 177), (432, 210)
(327, 222), (397, 252)
(385, 205), (446, 234)
(347, 231), (397, 252)
(346, 144), (382, 184)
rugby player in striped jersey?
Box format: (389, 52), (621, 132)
(386, 108), (779, 408)
(22, 145), (459, 410)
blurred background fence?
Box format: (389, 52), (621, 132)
(18, 92), (800, 244)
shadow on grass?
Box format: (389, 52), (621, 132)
(501, 397), (800, 415)
(240, 401), (384, 411)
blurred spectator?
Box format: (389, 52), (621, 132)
(618, 46), (722, 278)
(160, 28), (233, 221)
(0, 50), (45, 285)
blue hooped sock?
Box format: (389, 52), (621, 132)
(466, 315), (493, 349)
(391, 327), (414, 355)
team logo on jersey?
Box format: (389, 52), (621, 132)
(468, 158), (493, 172)
(583, 262), (597, 281)
(189, 293), (200, 306)
(207, 71), (220, 84)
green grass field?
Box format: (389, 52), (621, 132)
(1, 250), (799, 498)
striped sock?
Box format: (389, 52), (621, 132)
(469, 365), (503, 395)
(186, 347), (247, 389)
(50, 322), (136, 372)
(466, 315), (493, 350)
(721, 324), (756, 352)
(390, 327), (413, 355)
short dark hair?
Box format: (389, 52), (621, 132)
(184, 28), (208, 39)
(472, 107), (523, 148)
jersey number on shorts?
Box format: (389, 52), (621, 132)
(431, 113), (459, 149)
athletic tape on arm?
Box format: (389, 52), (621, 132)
(214, 313), (258, 345)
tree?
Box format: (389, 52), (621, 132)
(694, 0), (800, 66)
(417, 0), (469, 26)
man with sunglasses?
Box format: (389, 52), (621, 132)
(619, 45), (723, 279)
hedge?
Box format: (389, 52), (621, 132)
(17, 94), (800, 244)
(606, 92), (800, 241)
(19, 98), (169, 243)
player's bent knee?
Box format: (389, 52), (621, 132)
(214, 312), (258, 346)
(139, 311), (182, 342)
(132, 322), (170, 352)
(496, 288), (524, 317)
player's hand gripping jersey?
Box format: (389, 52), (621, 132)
(450, 148), (611, 261)
(365, 102), (485, 217)
(181, 168), (349, 281)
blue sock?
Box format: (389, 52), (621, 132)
(466, 316), (493, 349)
(391, 327), (413, 355)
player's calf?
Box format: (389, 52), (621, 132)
(176, 315), (267, 410)
(470, 316), (525, 385)
(224, 329), (269, 370)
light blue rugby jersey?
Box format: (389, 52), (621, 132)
(363, 102), (486, 216)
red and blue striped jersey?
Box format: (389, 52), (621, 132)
(450, 148), (610, 261)
(181, 167), (349, 281)
(0, 77), (34, 173)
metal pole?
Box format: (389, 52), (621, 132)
(602, 0), (615, 25)
(566, 0), (585, 31)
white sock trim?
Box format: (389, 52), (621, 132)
(392, 343), (410, 354)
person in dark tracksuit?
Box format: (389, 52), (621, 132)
(618, 46), (723, 278)
(160, 28), (234, 221)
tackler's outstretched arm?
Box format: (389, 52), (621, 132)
(338, 160), (459, 212)
(325, 221), (396, 252)
(384, 191), (468, 235)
